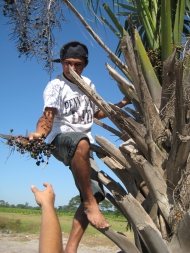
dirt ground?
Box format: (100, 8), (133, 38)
(0, 231), (124, 253)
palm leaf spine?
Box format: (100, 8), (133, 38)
(103, 3), (125, 36)
(173, 0), (186, 46)
(135, 29), (161, 108)
(136, 0), (159, 50)
(161, 0), (173, 62)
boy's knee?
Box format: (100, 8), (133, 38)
(76, 138), (90, 153)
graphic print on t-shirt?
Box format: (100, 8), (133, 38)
(63, 94), (93, 124)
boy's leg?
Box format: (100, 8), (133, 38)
(65, 195), (103, 253)
(65, 150), (106, 253)
(70, 139), (108, 229)
(64, 202), (88, 253)
(52, 132), (108, 228)
(51, 133), (109, 252)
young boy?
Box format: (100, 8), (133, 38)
(29, 41), (129, 253)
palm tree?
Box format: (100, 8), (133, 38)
(2, 0), (190, 252)
(62, 1), (190, 252)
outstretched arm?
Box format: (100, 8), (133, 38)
(29, 107), (57, 140)
(31, 183), (64, 253)
(94, 97), (130, 120)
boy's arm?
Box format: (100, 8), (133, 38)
(31, 183), (64, 253)
(94, 97), (130, 120)
(29, 107), (57, 140)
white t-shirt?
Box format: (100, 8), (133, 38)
(43, 73), (99, 143)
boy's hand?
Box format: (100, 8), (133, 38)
(30, 183), (55, 207)
(29, 132), (45, 141)
(122, 96), (130, 105)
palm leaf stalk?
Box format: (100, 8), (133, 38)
(134, 28), (161, 109)
(173, 0), (186, 46)
(102, 3), (125, 37)
(161, 0), (173, 62)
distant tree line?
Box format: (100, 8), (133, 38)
(0, 200), (41, 210)
(0, 196), (122, 215)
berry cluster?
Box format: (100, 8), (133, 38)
(6, 135), (55, 167)
(2, 0), (65, 73)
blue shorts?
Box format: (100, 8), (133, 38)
(51, 132), (105, 201)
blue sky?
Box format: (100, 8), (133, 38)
(0, 3), (128, 207)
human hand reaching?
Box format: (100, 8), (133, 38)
(31, 183), (63, 253)
(30, 183), (55, 208)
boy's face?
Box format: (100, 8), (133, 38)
(61, 57), (87, 81)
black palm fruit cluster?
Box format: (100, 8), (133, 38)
(6, 135), (55, 166)
(2, 0), (65, 73)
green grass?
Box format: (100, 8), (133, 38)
(0, 211), (134, 248)
(0, 212), (129, 236)
(0, 213), (40, 233)
(0, 207), (42, 214)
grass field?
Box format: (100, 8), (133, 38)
(0, 211), (134, 248)
(0, 212), (131, 236)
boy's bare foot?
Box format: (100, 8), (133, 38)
(84, 201), (109, 229)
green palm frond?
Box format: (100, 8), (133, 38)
(115, 2), (137, 12)
(116, 12), (138, 16)
(116, 0), (160, 50)
(115, 40), (122, 58)
(135, 28), (162, 108)
(173, 0), (186, 46)
(103, 3), (125, 36)
(161, 0), (172, 62)
(101, 16), (122, 39)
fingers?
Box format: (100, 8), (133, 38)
(43, 182), (49, 187)
(28, 132), (42, 140)
(123, 96), (131, 105)
(30, 184), (38, 194)
(28, 132), (35, 140)
(30, 183), (52, 193)
(31, 183), (55, 207)
(43, 182), (52, 189)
